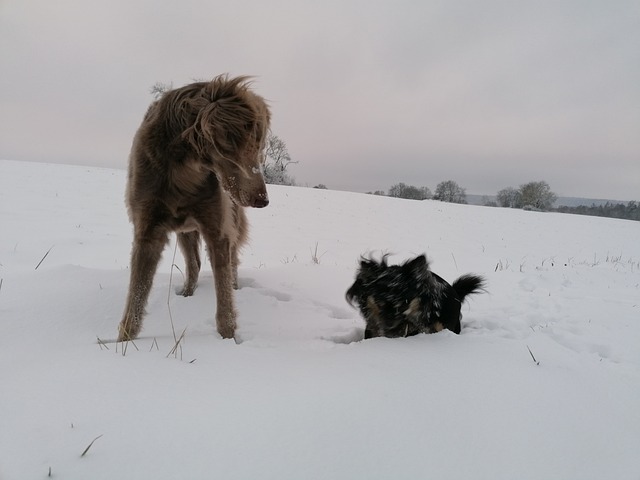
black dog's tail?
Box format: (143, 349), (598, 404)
(452, 275), (486, 302)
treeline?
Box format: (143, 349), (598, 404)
(372, 179), (639, 222)
(369, 180), (468, 204)
(495, 181), (639, 221)
(555, 202), (640, 221)
(374, 180), (557, 209)
(261, 134), (638, 222)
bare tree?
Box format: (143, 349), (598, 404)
(518, 181), (557, 211)
(434, 180), (467, 204)
(264, 133), (297, 185)
(150, 82), (173, 99)
(497, 187), (521, 208)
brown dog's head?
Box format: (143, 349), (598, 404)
(171, 75), (271, 208)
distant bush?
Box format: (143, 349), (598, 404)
(433, 180), (467, 204)
(497, 187), (521, 208)
(519, 181), (557, 211)
(497, 181), (556, 211)
(388, 183), (432, 200)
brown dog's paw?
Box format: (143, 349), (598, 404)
(217, 325), (236, 340)
(176, 284), (196, 297)
(216, 315), (237, 340)
(117, 318), (141, 342)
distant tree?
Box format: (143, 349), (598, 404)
(313, 184), (328, 189)
(497, 187), (522, 208)
(518, 181), (557, 211)
(388, 183), (432, 200)
(388, 183), (408, 198)
(434, 180), (467, 204)
(264, 133), (297, 186)
(150, 81), (173, 99)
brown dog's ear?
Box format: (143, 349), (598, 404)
(179, 76), (262, 158)
(183, 98), (256, 158)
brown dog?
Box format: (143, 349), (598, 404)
(118, 75), (270, 341)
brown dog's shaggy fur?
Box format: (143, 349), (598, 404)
(118, 75), (271, 341)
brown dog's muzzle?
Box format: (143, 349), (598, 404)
(252, 192), (269, 208)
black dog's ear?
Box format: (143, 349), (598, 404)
(405, 254), (428, 271)
(404, 254), (431, 282)
(359, 255), (383, 271)
(345, 279), (362, 307)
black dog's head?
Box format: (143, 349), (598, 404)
(346, 254), (485, 339)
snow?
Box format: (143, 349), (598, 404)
(1, 159), (639, 479)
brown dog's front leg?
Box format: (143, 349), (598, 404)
(118, 231), (167, 342)
(205, 237), (237, 339)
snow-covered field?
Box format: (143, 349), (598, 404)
(1, 159), (639, 479)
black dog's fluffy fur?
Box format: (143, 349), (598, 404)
(346, 254), (485, 339)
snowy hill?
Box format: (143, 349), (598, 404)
(1, 160), (639, 479)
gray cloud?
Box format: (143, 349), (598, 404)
(1, 0), (638, 200)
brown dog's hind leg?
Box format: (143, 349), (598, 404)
(176, 231), (201, 297)
(118, 229), (168, 342)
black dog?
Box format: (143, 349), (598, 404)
(346, 254), (485, 339)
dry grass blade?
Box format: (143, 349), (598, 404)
(167, 239), (180, 344)
(167, 328), (187, 359)
(34, 245), (54, 270)
(310, 242), (326, 264)
(96, 336), (110, 351)
(80, 434), (103, 457)
(119, 338), (139, 356)
(149, 337), (159, 351)
(527, 345), (540, 365)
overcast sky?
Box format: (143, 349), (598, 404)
(1, 0), (638, 200)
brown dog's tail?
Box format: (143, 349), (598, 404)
(452, 275), (486, 302)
